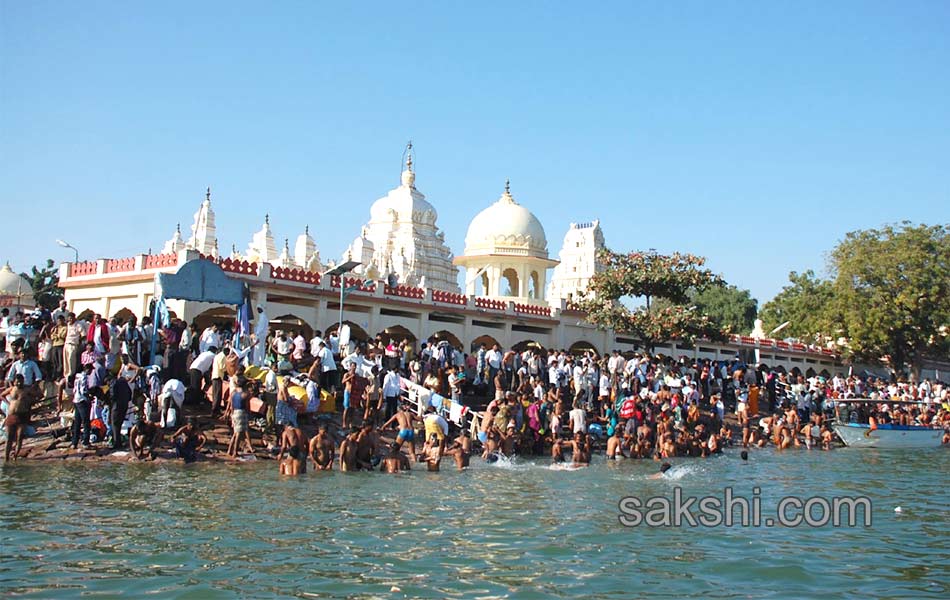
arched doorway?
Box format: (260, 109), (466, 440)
(77, 309), (95, 322)
(326, 320), (371, 343)
(378, 325), (416, 345)
(111, 307), (136, 324)
(270, 313), (313, 340)
(512, 339), (544, 354)
(569, 340), (598, 356)
(471, 334), (500, 353)
(192, 306), (237, 333)
(429, 330), (462, 350)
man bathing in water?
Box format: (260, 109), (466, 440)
(171, 418), (206, 463)
(356, 422), (380, 470)
(569, 431), (591, 466)
(606, 425), (623, 460)
(382, 403), (420, 458)
(3, 374), (34, 462)
(279, 425), (309, 475)
(421, 433), (443, 471)
(443, 430), (472, 470)
(309, 425), (335, 470)
(339, 428), (360, 472)
(649, 462), (673, 479)
(381, 442), (411, 473)
(129, 418), (164, 460)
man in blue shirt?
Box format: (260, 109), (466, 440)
(6, 348), (43, 387)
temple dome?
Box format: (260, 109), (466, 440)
(0, 263), (35, 308)
(368, 161), (438, 226)
(463, 181), (548, 259)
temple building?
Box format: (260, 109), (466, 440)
(345, 144), (460, 291)
(454, 180), (557, 305)
(547, 220), (606, 304)
(53, 144), (858, 378)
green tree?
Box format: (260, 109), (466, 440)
(20, 259), (63, 310)
(829, 222), (950, 378)
(688, 284), (757, 334)
(759, 270), (837, 343)
(578, 249), (726, 351)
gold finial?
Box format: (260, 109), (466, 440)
(406, 140), (413, 171)
(176, 223), (181, 234)
(265, 213), (270, 226)
(232, 243), (237, 254)
(206, 186), (211, 202)
(505, 178), (510, 194)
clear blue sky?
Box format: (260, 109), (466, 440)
(2, 1), (948, 304)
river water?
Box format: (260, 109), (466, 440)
(1, 447), (947, 599)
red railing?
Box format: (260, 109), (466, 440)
(143, 253), (178, 269)
(329, 275), (375, 293)
(104, 257), (135, 273)
(70, 261), (98, 276)
(384, 284), (426, 299)
(272, 266), (321, 285)
(475, 297), (507, 311)
(432, 289), (466, 305)
(208, 255), (258, 275)
(513, 302), (551, 317)
(791, 342), (807, 351)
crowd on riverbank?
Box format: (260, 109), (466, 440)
(2, 304), (949, 466)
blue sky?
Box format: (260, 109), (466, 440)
(2, 1), (948, 304)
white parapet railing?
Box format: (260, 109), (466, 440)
(398, 376), (481, 437)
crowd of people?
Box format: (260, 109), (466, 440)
(2, 302), (948, 467)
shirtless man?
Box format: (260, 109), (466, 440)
(339, 428), (360, 472)
(551, 432), (567, 463)
(363, 366), (381, 427)
(3, 375), (33, 462)
(422, 433), (443, 471)
(341, 363), (358, 429)
(570, 432), (591, 466)
(380, 443), (411, 473)
(444, 431), (472, 470)
(648, 462), (673, 479)
(309, 425), (335, 470)
(606, 426), (623, 460)
(129, 418), (164, 460)
(355, 422), (379, 470)
(382, 403), (420, 458)
(279, 425), (309, 475)
(636, 422), (653, 459)
(171, 418), (206, 463)
(500, 423), (518, 456)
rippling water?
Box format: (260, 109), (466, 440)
(1, 447), (948, 599)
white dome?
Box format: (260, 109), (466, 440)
(463, 183), (548, 258)
(0, 263), (35, 307)
(368, 167), (438, 226)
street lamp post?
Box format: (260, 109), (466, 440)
(56, 239), (79, 263)
(322, 260), (362, 350)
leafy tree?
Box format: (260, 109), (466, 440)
(578, 249), (726, 351)
(688, 284), (757, 334)
(829, 222), (950, 378)
(20, 259), (63, 310)
(759, 270), (837, 343)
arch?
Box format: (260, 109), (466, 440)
(192, 306), (237, 334)
(512, 339), (544, 354)
(111, 307), (136, 324)
(428, 330), (462, 350)
(528, 271), (540, 300)
(569, 340), (598, 356)
(471, 334), (500, 353)
(378, 325), (416, 345)
(325, 320), (371, 342)
(772, 365), (787, 375)
(805, 367), (817, 379)
(789, 366), (802, 377)
(501, 268), (519, 297)
(77, 309), (95, 322)
(819, 368), (832, 379)
(270, 313), (313, 340)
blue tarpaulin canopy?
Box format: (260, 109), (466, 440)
(155, 258), (245, 305)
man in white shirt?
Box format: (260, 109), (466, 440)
(309, 330), (324, 358)
(568, 402), (587, 434)
(315, 341), (337, 393)
(188, 346), (216, 402)
(485, 344), (502, 383)
(253, 306), (269, 367)
(199, 324), (221, 353)
(160, 378), (186, 428)
(382, 368), (402, 421)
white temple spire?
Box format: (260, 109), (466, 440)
(186, 186), (217, 254)
(162, 223), (185, 254)
(246, 214), (277, 264)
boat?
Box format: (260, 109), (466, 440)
(831, 399), (945, 448)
